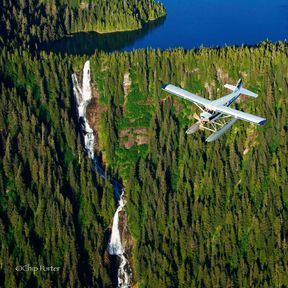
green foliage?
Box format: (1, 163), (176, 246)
(0, 0), (166, 48)
(0, 49), (114, 287)
(0, 21), (287, 287)
(89, 42), (288, 287)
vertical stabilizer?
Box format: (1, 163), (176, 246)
(235, 78), (243, 91)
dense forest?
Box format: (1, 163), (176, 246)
(87, 42), (288, 287)
(1, 42), (288, 287)
(0, 0), (166, 48)
(0, 49), (118, 287)
(0, 1), (287, 285)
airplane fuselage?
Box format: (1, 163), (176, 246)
(200, 91), (241, 122)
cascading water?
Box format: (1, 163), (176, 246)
(72, 61), (95, 159)
(72, 60), (132, 287)
(108, 194), (132, 287)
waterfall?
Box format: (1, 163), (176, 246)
(72, 61), (95, 160)
(108, 194), (132, 288)
(108, 196), (124, 255)
(72, 60), (132, 288)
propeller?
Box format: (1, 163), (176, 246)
(193, 113), (201, 121)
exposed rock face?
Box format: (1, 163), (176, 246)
(123, 73), (132, 97)
(119, 128), (149, 149)
(118, 210), (134, 256)
(80, 2), (89, 9)
(204, 80), (216, 99)
(243, 128), (258, 156)
(216, 66), (231, 84)
(81, 71), (135, 287)
(117, 204), (135, 286)
(85, 81), (105, 151)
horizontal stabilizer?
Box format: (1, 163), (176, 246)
(224, 84), (258, 98)
(224, 84), (237, 91)
(239, 88), (258, 98)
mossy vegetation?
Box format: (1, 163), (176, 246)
(90, 42), (288, 287)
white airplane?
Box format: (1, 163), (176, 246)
(162, 79), (266, 142)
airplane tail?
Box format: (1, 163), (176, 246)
(224, 79), (258, 98)
(236, 78), (243, 90)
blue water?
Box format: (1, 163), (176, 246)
(43, 0), (288, 54)
(125, 0), (288, 50)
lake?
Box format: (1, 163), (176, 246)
(42, 0), (288, 54)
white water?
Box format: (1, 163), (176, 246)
(108, 194), (132, 287)
(72, 61), (95, 159)
(108, 195), (125, 255)
(72, 60), (132, 288)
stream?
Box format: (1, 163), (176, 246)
(72, 60), (132, 287)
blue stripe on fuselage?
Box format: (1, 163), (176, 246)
(208, 93), (240, 121)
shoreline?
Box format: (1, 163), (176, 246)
(66, 14), (167, 37)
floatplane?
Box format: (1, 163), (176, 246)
(162, 79), (266, 142)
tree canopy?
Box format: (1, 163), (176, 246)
(0, 0), (166, 49)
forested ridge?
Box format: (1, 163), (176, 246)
(0, 49), (117, 287)
(0, 0), (166, 48)
(89, 42), (288, 287)
(0, 28), (287, 287)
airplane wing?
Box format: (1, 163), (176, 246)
(210, 105), (266, 125)
(161, 84), (211, 107)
